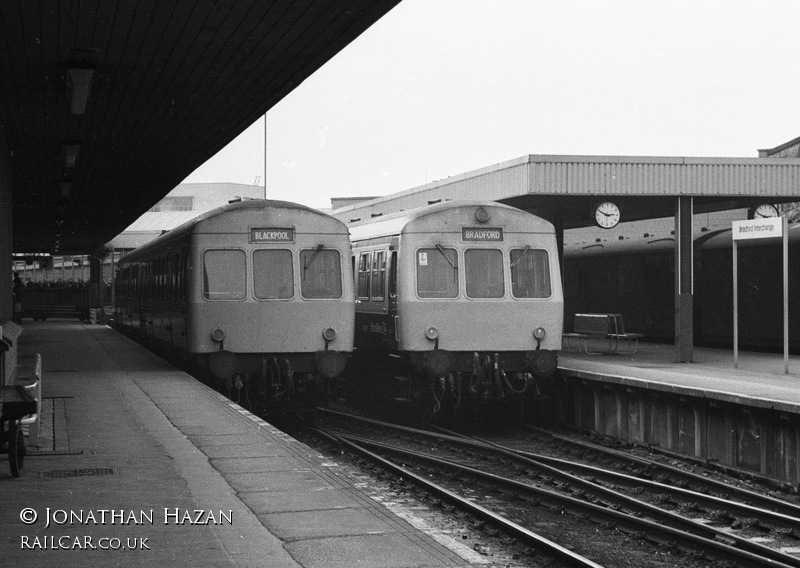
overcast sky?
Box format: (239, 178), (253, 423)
(182, 0), (800, 209)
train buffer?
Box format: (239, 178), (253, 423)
(562, 313), (644, 355)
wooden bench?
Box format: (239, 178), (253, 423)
(562, 313), (644, 354)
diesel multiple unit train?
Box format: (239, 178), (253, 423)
(563, 222), (800, 353)
(347, 200), (563, 418)
(114, 199), (562, 419)
(114, 199), (354, 416)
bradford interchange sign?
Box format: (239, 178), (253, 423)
(731, 218), (783, 240)
(731, 216), (789, 374)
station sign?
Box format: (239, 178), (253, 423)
(461, 227), (504, 242)
(250, 227), (294, 243)
(731, 216), (789, 374)
(732, 218), (783, 240)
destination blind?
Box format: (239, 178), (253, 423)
(461, 227), (504, 242)
(250, 228), (294, 243)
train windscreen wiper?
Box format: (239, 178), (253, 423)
(303, 244), (324, 274)
(435, 244), (457, 269)
(510, 245), (531, 268)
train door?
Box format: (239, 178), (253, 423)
(387, 250), (398, 346)
(354, 247), (394, 348)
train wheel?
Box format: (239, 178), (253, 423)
(9, 421), (25, 477)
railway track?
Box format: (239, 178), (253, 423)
(314, 407), (800, 568)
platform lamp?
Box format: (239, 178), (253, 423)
(63, 144), (80, 168)
(59, 182), (72, 200)
(67, 67), (94, 115)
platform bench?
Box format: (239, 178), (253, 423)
(562, 313), (644, 354)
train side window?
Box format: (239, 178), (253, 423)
(371, 250), (386, 301)
(132, 264), (139, 295)
(510, 248), (551, 298)
(253, 250), (294, 299)
(300, 249), (342, 299)
(357, 252), (371, 299)
(416, 247), (458, 298)
(202, 249), (246, 300)
(465, 249), (504, 298)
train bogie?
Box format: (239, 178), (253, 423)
(115, 199), (355, 416)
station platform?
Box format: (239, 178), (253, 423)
(560, 342), (800, 413)
(557, 342), (800, 488)
(0, 321), (478, 568)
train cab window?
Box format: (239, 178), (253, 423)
(357, 252), (371, 299)
(202, 250), (246, 300)
(253, 249), (293, 299)
(510, 248), (551, 298)
(416, 247), (458, 298)
(300, 249), (342, 299)
(465, 249), (504, 298)
(371, 250), (386, 300)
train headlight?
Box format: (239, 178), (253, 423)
(211, 328), (226, 343)
(322, 327), (336, 350)
(475, 207), (490, 223)
(533, 327), (546, 340)
(425, 327), (439, 349)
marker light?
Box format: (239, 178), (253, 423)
(322, 327), (336, 342)
(425, 327), (439, 341)
(211, 328), (226, 343)
(533, 327), (546, 340)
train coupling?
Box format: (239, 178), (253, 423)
(315, 350), (348, 379)
(525, 349), (558, 378)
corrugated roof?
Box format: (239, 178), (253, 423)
(333, 154), (800, 230)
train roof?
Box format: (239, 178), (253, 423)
(119, 199), (344, 263)
(348, 200), (554, 242)
(564, 221), (800, 258)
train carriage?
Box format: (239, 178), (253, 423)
(115, 199), (355, 415)
(563, 222), (800, 353)
(348, 200), (563, 418)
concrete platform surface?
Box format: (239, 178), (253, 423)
(560, 341), (800, 413)
(0, 322), (475, 568)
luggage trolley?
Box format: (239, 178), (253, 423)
(0, 385), (37, 477)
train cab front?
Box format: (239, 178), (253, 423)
(202, 321), (352, 420)
(411, 323), (559, 412)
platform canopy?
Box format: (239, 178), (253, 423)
(0, 0), (400, 255)
(331, 154), (800, 228)
(331, 152), (800, 364)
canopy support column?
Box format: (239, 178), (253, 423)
(675, 196), (694, 362)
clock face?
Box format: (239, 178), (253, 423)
(752, 203), (779, 219)
(594, 201), (620, 229)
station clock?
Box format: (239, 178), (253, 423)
(593, 201), (620, 229)
(748, 203), (779, 219)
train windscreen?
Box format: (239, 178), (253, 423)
(300, 249), (342, 299)
(253, 249), (294, 299)
(510, 248), (551, 298)
(203, 250), (246, 300)
(416, 247), (458, 298)
(465, 249), (504, 298)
